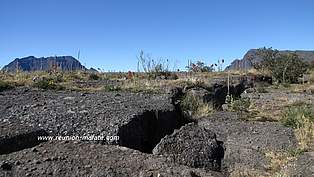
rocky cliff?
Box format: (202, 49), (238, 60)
(2, 56), (87, 72)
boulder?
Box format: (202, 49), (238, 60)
(153, 123), (224, 171)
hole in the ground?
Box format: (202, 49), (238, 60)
(117, 109), (189, 153)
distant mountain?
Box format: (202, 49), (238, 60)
(226, 49), (314, 70)
(2, 56), (87, 72)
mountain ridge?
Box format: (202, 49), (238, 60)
(2, 56), (87, 72)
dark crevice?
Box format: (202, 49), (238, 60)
(117, 108), (189, 153)
(0, 129), (48, 155)
(117, 88), (192, 153)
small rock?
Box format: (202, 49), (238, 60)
(43, 158), (52, 162)
(84, 165), (92, 168)
(34, 160), (41, 164)
(67, 110), (76, 114)
(63, 97), (75, 100)
(79, 110), (88, 115)
(30, 167), (37, 172)
(32, 148), (38, 152)
(15, 161), (21, 165)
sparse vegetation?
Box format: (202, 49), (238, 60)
(0, 80), (14, 92)
(265, 151), (296, 174)
(32, 77), (65, 90)
(186, 60), (214, 72)
(281, 103), (314, 150)
(103, 85), (121, 92)
(88, 73), (100, 80)
(256, 86), (268, 93)
(281, 103), (314, 128)
(180, 94), (214, 118)
(137, 50), (176, 80)
(225, 95), (252, 119)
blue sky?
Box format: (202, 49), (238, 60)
(0, 0), (313, 71)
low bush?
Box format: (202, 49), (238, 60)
(32, 77), (64, 90)
(0, 80), (14, 92)
(256, 87), (268, 93)
(89, 73), (100, 80)
(281, 104), (314, 128)
(103, 85), (121, 92)
(225, 95), (251, 113)
(180, 94), (213, 118)
(281, 104), (314, 150)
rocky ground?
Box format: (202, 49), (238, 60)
(0, 84), (313, 177)
(242, 88), (314, 121)
(0, 141), (223, 177)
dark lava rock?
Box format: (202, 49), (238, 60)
(153, 123), (224, 171)
(198, 112), (297, 173)
(282, 151), (314, 177)
(0, 121), (48, 155)
(0, 141), (223, 177)
(0, 87), (186, 153)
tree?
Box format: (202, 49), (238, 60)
(256, 47), (309, 83)
(186, 60), (214, 72)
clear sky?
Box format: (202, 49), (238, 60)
(1, 0), (313, 71)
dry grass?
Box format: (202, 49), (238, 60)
(180, 93), (214, 119)
(295, 118), (314, 150)
(280, 103), (314, 151)
(194, 102), (214, 118)
(0, 71), (214, 93)
(265, 151), (296, 174)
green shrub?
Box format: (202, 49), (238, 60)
(225, 95), (252, 119)
(103, 85), (121, 92)
(186, 60), (214, 72)
(33, 77), (64, 90)
(281, 104), (314, 129)
(89, 73), (100, 80)
(226, 95), (251, 112)
(256, 87), (268, 93)
(180, 94), (213, 118)
(0, 80), (14, 92)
